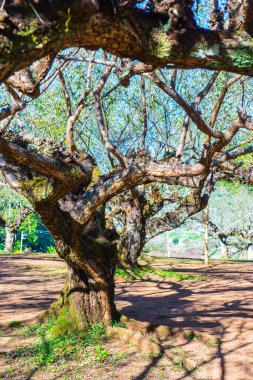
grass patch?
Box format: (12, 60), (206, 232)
(115, 267), (205, 282)
(10, 319), (108, 367)
(111, 319), (127, 329)
(1, 319), (133, 379)
(183, 331), (201, 341)
(206, 336), (222, 346)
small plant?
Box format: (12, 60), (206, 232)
(206, 336), (222, 346)
(111, 320), (127, 328)
(47, 245), (57, 254)
(20, 323), (42, 337)
(184, 331), (200, 341)
(115, 268), (131, 279)
(174, 358), (185, 371)
(111, 351), (128, 364)
(94, 344), (109, 362)
(9, 320), (21, 328)
(82, 323), (107, 345)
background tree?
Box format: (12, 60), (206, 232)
(102, 66), (253, 268)
(189, 182), (253, 259)
(0, 183), (54, 253)
(107, 182), (213, 268)
(0, 184), (32, 253)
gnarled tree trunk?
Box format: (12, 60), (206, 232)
(37, 204), (119, 331)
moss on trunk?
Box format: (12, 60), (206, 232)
(48, 262), (118, 337)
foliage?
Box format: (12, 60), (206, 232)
(8, 321), (22, 328)
(47, 245), (57, 254)
(94, 345), (109, 362)
(0, 184), (55, 253)
(16, 214), (54, 252)
(9, 319), (109, 367)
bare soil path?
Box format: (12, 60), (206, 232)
(1, 255), (253, 380)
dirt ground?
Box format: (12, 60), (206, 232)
(1, 255), (253, 380)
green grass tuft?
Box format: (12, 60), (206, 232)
(115, 267), (205, 281)
(10, 319), (108, 366)
(8, 321), (22, 328)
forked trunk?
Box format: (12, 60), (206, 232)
(4, 227), (15, 253)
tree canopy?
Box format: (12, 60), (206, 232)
(1, 0), (253, 331)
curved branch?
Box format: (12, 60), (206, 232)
(146, 176), (214, 237)
(145, 72), (224, 139)
(0, 135), (91, 183)
(94, 93), (128, 168)
(2, 3), (253, 82)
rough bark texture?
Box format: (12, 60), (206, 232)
(37, 203), (119, 330)
(118, 196), (146, 268)
(114, 181), (213, 269)
(2, 1), (253, 83)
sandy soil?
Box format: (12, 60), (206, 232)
(1, 255), (253, 380)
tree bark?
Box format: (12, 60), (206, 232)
(37, 204), (119, 331)
(50, 261), (117, 334)
(4, 226), (15, 253)
(119, 237), (145, 269)
(119, 197), (146, 269)
(2, 2), (253, 83)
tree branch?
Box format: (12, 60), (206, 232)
(0, 135), (92, 184)
(2, 3), (253, 82)
(176, 71), (219, 157)
(141, 77), (147, 146)
(210, 75), (242, 127)
(146, 176), (214, 239)
(145, 72), (224, 139)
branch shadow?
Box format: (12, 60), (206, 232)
(116, 262), (253, 380)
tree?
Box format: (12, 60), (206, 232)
(0, 50), (253, 330)
(188, 181), (253, 259)
(208, 182), (253, 259)
(2, 206), (31, 253)
(2, 1), (253, 84)
(0, 183), (33, 252)
(208, 219), (253, 259)
(107, 183), (213, 268)
(104, 67), (253, 268)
